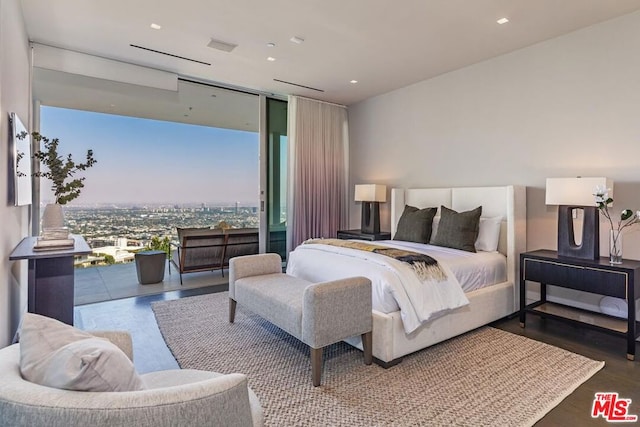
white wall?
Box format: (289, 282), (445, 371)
(0, 0), (32, 346)
(348, 10), (640, 260)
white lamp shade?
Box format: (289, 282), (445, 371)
(354, 184), (387, 202)
(545, 177), (613, 206)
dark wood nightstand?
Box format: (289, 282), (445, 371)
(520, 249), (640, 360)
(337, 229), (391, 241)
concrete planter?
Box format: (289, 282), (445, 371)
(134, 250), (166, 284)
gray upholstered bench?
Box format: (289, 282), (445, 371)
(229, 253), (372, 386)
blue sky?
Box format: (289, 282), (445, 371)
(40, 107), (259, 205)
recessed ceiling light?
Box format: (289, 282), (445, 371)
(267, 56), (276, 62)
(267, 42), (276, 48)
(350, 80), (358, 84)
(150, 23), (162, 30)
(497, 17), (509, 25)
(290, 36), (304, 44)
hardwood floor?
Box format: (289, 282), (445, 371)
(491, 315), (639, 426)
(74, 288), (639, 426)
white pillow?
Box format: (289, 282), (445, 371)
(475, 216), (502, 252)
(430, 216), (438, 243)
(19, 313), (145, 392)
(599, 296), (627, 318)
(430, 215), (502, 251)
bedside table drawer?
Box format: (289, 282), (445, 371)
(524, 259), (582, 288)
(524, 258), (627, 298)
(336, 230), (391, 241)
(581, 268), (627, 298)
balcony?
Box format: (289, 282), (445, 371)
(74, 262), (228, 305)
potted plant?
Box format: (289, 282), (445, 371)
(147, 236), (171, 258)
(594, 186), (640, 264)
(18, 131), (97, 229)
(134, 236), (171, 285)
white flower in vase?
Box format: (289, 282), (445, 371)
(593, 187), (640, 264)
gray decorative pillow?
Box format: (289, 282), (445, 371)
(19, 313), (145, 392)
(394, 205), (437, 243)
(431, 205), (482, 252)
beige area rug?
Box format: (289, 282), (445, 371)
(152, 292), (604, 427)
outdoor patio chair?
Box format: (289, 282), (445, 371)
(171, 227), (227, 284)
(170, 227), (259, 285)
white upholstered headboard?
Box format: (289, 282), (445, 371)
(391, 186), (527, 307)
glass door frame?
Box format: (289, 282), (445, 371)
(258, 95), (288, 257)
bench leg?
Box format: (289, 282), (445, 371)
(311, 347), (323, 387)
(362, 331), (372, 365)
(229, 298), (237, 323)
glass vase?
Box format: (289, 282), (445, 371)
(609, 229), (623, 264)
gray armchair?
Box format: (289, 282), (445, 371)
(0, 331), (263, 427)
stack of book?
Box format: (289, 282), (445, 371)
(41, 227), (70, 240)
(33, 227), (74, 251)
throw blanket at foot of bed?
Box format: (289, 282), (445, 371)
(305, 239), (447, 282)
(291, 239), (469, 334)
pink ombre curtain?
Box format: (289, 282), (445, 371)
(287, 96), (348, 251)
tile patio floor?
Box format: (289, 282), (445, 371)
(74, 261), (229, 305)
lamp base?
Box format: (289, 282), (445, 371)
(557, 205), (599, 260)
(361, 202), (381, 235)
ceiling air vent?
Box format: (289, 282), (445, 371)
(129, 44), (211, 66)
(207, 38), (238, 53)
(273, 79), (324, 92)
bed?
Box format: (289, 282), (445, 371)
(286, 185), (526, 366)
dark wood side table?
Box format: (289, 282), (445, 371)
(337, 229), (391, 241)
(10, 235), (91, 325)
(520, 249), (640, 360)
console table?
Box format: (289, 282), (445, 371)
(10, 235), (91, 325)
(520, 249), (640, 360)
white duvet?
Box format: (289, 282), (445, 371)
(286, 240), (471, 334)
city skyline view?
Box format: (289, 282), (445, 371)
(64, 204), (260, 266)
(40, 106), (260, 205)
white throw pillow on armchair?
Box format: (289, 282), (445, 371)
(19, 313), (145, 392)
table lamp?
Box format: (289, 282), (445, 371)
(545, 177), (612, 260)
(355, 184), (386, 234)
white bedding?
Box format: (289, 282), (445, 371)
(286, 240), (505, 334)
(386, 241), (507, 292)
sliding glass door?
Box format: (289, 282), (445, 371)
(265, 98), (288, 259)
(34, 69), (289, 262)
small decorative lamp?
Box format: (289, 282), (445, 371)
(354, 184), (387, 234)
(545, 177), (612, 260)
